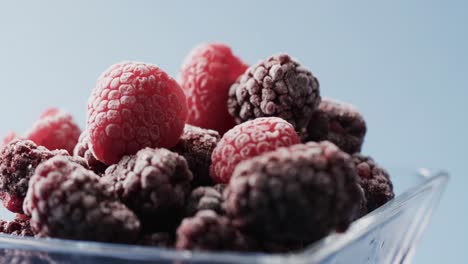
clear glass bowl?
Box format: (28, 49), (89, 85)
(0, 168), (448, 264)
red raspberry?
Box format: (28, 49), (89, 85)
(179, 43), (248, 134)
(87, 61), (188, 165)
(1, 132), (18, 148)
(25, 108), (81, 154)
(210, 117), (300, 183)
(0, 192), (23, 214)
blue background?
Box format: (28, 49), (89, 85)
(0, 1), (466, 263)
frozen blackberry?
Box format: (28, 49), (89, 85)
(138, 232), (174, 248)
(0, 139), (84, 213)
(23, 156), (140, 243)
(171, 125), (220, 186)
(352, 154), (394, 213)
(185, 184), (225, 217)
(176, 210), (251, 251)
(103, 148), (193, 231)
(224, 141), (364, 245)
(300, 108), (329, 141)
(228, 53), (320, 132)
(0, 216), (33, 237)
(73, 131), (108, 174)
(304, 98), (367, 154)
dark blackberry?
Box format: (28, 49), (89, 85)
(0, 216), (33, 237)
(224, 141), (364, 245)
(23, 156), (140, 243)
(304, 98), (367, 154)
(352, 154), (394, 213)
(176, 210), (251, 251)
(137, 232), (174, 248)
(103, 148), (192, 231)
(73, 131), (108, 174)
(0, 139), (85, 213)
(185, 184), (225, 217)
(228, 53), (320, 132)
(171, 125), (220, 186)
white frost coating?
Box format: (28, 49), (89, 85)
(321, 97), (360, 113)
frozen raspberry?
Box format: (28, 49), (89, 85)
(171, 125), (220, 186)
(176, 210), (251, 251)
(0, 215), (33, 237)
(179, 43), (248, 134)
(25, 108), (81, 154)
(0, 139), (77, 213)
(73, 131), (108, 174)
(138, 232), (174, 247)
(210, 117), (300, 184)
(23, 156), (140, 243)
(304, 98), (367, 154)
(224, 141), (364, 245)
(185, 184), (225, 217)
(102, 148), (192, 231)
(228, 53), (320, 133)
(87, 61), (188, 165)
(352, 154), (394, 213)
(1, 132), (18, 148)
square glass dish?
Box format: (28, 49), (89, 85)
(0, 168), (448, 264)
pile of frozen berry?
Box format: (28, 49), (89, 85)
(0, 43), (394, 253)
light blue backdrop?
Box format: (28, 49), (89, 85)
(0, 1), (466, 263)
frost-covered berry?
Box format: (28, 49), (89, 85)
(171, 125), (220, 186)
(185, 184), (225, 217)
(0, 139), (83, 214)
(25, 108), (81, 154)
(304, 98), (367, 154)
(228, 53), (320, 132)
(23, 156), (140, 243)
(0, 215), (33, 237)
(352, 154), (394, 213)
(87, 61), (188, 165)
(176, 210), (251, 251)
(224, 141), (364, 245)
(73, 131), (108, 174)
(179, 43), (248, 134)
(210, 117), (300, 183)
(103, 148), (192, 231)
(1, 132), (18, 148)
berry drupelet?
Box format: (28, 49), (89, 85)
(185, 184), (225, 217)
